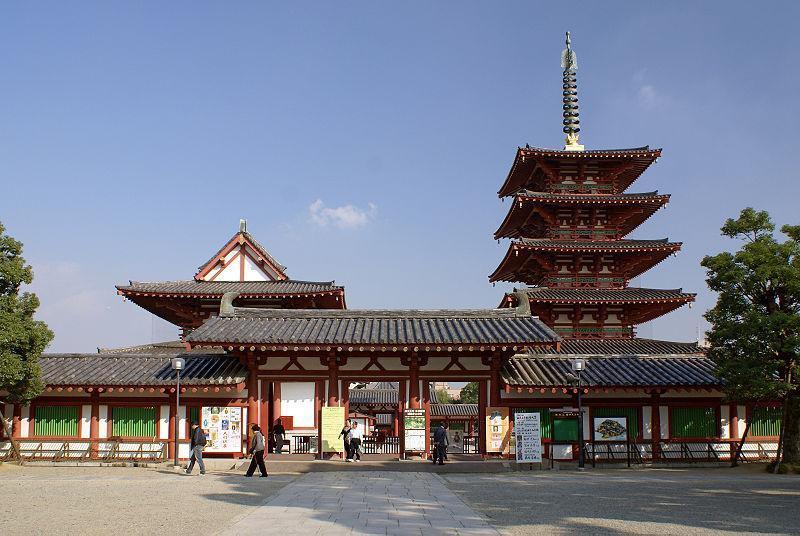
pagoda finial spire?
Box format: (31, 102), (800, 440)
(561, 31), (584, 151)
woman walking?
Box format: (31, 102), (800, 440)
(245, 425), (268, 477)
(338, 419), (351, 460)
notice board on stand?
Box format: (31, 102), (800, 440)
(321, 406), (345, 453)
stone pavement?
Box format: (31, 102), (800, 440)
(220, 471), (500, 536)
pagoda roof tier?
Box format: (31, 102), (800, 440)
(498, 146), (662, 197)
(502, 355), (719, 389)
(494, 190), (670, 239)
(489, 239), (682, 285)
(526, 338), (703, 355)
(186, 304), (560, 350)
(116, 280), (346, 328)
(507, 287), (696, 304)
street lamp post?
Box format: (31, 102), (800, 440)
(572, 358), (585, 470)
(171, 357), (185, 467)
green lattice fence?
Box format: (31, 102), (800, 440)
(670, 407), (716, 438)
(112, 407), (156, 437)
(34, 406), (78, 437)
(750, 407), (782, 437)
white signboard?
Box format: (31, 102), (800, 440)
(514, 412), (543, 463)
(201, 406), (242, 453)
(593, 417), (628, 442)
(404, 429), (426, 451)
(447, 429), (464, 453)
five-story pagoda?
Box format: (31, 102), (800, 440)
(492, 33), (695, 340)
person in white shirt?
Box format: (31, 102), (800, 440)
(347, 421), (363, 462)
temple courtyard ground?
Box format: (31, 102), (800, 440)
(0, 464), (798, 535)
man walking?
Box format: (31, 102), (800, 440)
(185, 422), (207, 475)
(433, 423), (448, 465)
(347, 421), (363, 462)
(245, 425), (268, 477)
(338, 419), (351, 459)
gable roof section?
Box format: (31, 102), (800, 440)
(195, 231), (288, 281)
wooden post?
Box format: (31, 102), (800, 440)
(398, 379), (407, 455)
(423, 380), (431, 457)
(490, 353), (502, 406)
(90, 392), (100, 459)
(478, 380), (487, 456)
(408, 355), (420, 409)
(327, 354), (339, 406)
(246, 356), (259, 430)
(168, 398), (176, 460)
(651, 395), (661, 461)
(12, 403), (21, 439)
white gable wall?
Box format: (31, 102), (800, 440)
(243, 253), (270, 281)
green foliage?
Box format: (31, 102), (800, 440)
(434, 389), (452, 404)
(0, 222), (53, 404)
(702, 208), (800, 462)
(460, 382), (478, 404)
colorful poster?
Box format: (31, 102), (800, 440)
(403, 409), (426, 452)
(593, 417), (628, 442)
(514, 412), (542, 463)
(321, 406), (345, 452)
(201, 406), (242, 453)
(485, 407), (510, 453)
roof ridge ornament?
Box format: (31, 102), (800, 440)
(239, 219), (247, 233)
(561, 32), (584, 152)
(220, 292), (239, 317)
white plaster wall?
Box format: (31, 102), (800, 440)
(81, 405), (92, 438)
(99, 405), (108, 438)
(159, 406), (170, 440)
(659, 406), (669, 439)
(243, 253), (270, 281)
(214, 258), (242, 281)
(281, 382), (315, 427)
(178, 406), (187, 439)
(720, 405), (730, 439)
(642, 406), (652, 440)
(21, 406), (30, 437)
(737, 405), (747, 437)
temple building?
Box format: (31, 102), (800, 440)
(1, 35), (781, 465)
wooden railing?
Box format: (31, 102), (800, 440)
(0, 439), (168, 462)
(362, 436), (399, 454)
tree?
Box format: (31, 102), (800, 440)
(701, 208), (800, 468)
(434, 389), (452, 404)
(460, 382), (479, 404)
(0, 222), (54, 459)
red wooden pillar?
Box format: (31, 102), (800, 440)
(342, 382), (350, 422)
(90, 391), (100, 459)
(478, 380), (487, 456)
(12, 403), (21, 439)
(246, 356), (259, 431)
(315, 380), (323, 458)
(408, 354), (420, 409)
(423, 380), (431, 457)
(168, 396), (177, 460)
(651, 395), (661, 461)
(490, 354), (502, 407)
(398, 379), (407, 454)
(730, 404), (739, 440)
(392, 408), (400, 436)
(328, 355), (339, 406)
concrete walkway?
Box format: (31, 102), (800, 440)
(220, 471), (500, 536)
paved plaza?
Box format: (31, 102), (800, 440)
(1, 464), (798, 535)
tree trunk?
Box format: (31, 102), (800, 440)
(781, 391), (800, 464)
(731, 417), (751, 468)
(0, 407), (24, 465)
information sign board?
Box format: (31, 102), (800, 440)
(593, 416), (628, 442)
(514, 412), (542, 463)
(321, 406), (345, 452)
(403, 409), (426, 451)
(485, 407), (510, 453)
(201, 407), (242, 453)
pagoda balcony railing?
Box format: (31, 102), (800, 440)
(551, 229), (621, 241)
(547, 276), (627, 289)
(552, 183), (614, 193)
(553, 326), (635, 339)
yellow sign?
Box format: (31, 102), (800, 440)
(485, 406), (510, 454)
(321, 406), (345, 453)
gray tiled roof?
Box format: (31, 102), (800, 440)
(186, 307), (561, 347)
(514, 238), (680, 251)
(514, 190), (667, 203)
(528, 338), (703, 355)
(117, 280), (342, 296)
(517, 287), (696, 303)
(519, 145), (660, 156)
(502, 355), (719, 388)
(40, 353), (247, 386)
(348, 389), (398, 405)
(430, 404), (479, 417)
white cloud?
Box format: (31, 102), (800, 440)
(309, 199), (377, 229)
(637, 84), (660, 109)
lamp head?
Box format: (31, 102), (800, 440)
(171, 357), (185, 371)
(571, 358), (585, 372)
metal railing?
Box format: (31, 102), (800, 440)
(362, 436), (399, 454)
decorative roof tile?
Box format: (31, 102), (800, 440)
(516, 287), (696, 303)
(529, 338), (703, 355)
(117, 280), (342, 296)
(514, 238), (680, 251)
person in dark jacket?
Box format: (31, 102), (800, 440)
(432, 424), (448, 465)
(245, 424), (268, 477)
(273, 419), (286, 454)
(185, 422), (207, 475)
(338, 419), (351, 459)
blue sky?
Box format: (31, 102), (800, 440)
(2, 2), (798, 352)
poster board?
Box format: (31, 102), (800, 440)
(321, 406), (345, 452)
(446, 429), (463, 453)
(485, 407), (510, 453)
(593, 417), (628, 442)
(514, 412), (542, 463)
(201, 406), (242, 453)
(403, 409), (426, 451)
